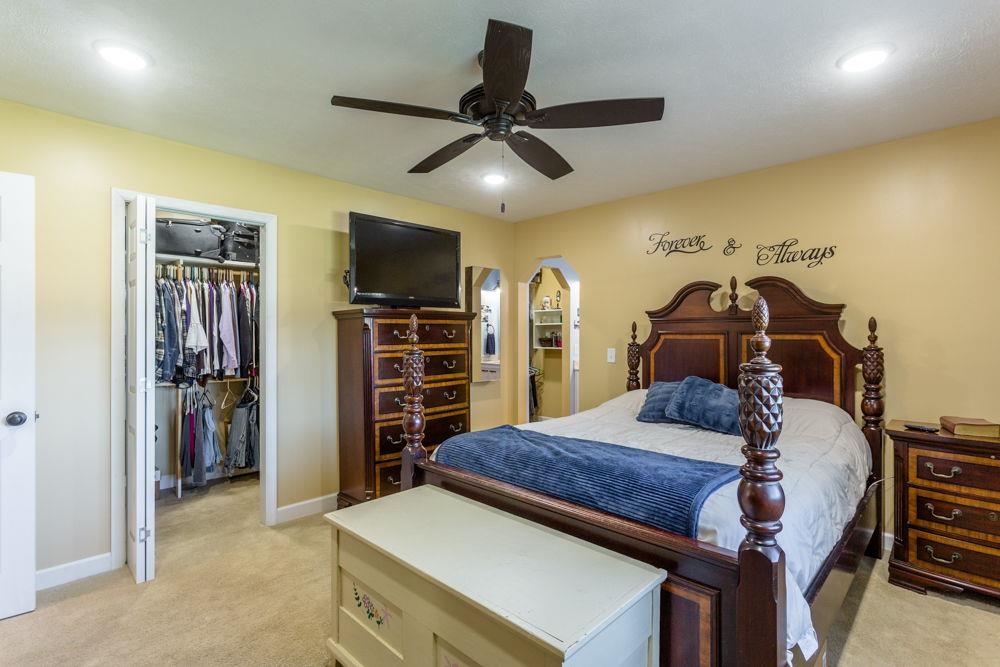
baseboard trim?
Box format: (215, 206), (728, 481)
(36, 551), (114, 591)
(275, 492), (339, 523)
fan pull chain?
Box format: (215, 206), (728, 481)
(499, 143), (507, 214)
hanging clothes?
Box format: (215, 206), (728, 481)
(225, 386), (259, 471)
(484, 323), (496, 356)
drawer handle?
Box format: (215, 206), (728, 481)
(443, 390), (457, 400)
(385, 434), (404, 446)
(990, 511), (998, 522)
(394, 397), (406, 407)
(925, 503), (962, 522)
(442, 359), (457, 369)
(386, 475), (401, 487)
(924, 462), (962, 479)
(391, 329), (408, 340)
(448, 422), (464, 433)
(393, 363), (405, 372)
(442, 329), (456, 339)
(924, 545), (962, 565)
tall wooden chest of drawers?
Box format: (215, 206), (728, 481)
(886, 420), (1000, 598)
(333, 309), (475, 508)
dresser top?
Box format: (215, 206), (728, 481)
(326, 486), (666, 657)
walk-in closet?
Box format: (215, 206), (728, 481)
(115, 191), (277, 584)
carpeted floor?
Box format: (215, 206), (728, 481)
(1, 481), (997, 665)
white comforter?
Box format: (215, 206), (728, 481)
(519, 390), (872, 659)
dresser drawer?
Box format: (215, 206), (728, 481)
(909, 488), (1000, 545)
(374, 409), (468, 461)
(909, 447), (1000, 500)
(373, 350), (468, 385)
(373, 318), (468, 350)
(909, 530), (1000, 590)
(374, 380), (468, 419)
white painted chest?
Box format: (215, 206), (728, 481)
(325, 486), (666, 667)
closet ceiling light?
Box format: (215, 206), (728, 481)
(836, 44), (894, 72)
(482, 173), (507, 185)
(94, 40), (153, 71)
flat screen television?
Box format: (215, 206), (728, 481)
(348, 212), (461, 308)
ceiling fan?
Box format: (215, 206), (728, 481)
(331, 19), (665, 180)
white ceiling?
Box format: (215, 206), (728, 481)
(2, 1), (999, 221)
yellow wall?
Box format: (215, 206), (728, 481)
(514, 116), (1000, 529)
(0, 99), (516, 570)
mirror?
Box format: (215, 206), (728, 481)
(465, 266), (501, 382)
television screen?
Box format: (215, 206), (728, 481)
(349, 212), (460, 308)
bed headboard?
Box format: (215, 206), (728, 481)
(626, 276), (876, 418)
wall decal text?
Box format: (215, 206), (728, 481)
(647, 232), (713, 257)
(756, 238), (836, 268)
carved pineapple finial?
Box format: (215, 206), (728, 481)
(400, 314), (427, 488)
(626, 321), (641, 391)
(862, 316), (884, 430)
(738, 296), (784, 551)
(728, 276), (739, 314)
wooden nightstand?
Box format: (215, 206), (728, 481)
(886, 420), (1000, 598)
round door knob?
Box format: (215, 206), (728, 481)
(5, 411), (27, 427)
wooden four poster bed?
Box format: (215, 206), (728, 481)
(396, 276), (885, 666)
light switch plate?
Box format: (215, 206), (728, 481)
(606, 348), (616, 363)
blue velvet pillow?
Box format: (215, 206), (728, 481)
(664, 376), (742, 436)
(636, 381), (681, 423)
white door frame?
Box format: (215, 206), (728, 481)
(110, 189), (279, 573)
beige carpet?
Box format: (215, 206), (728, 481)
(2, 481), (997, 666)
(0, 479), (330, 666)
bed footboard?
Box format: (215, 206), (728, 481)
(400, 299), (792, 664)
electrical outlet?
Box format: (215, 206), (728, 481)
(606, 347), (616, 363)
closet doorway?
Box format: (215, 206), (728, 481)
(521, 258), (580, 422)
(110, 190), (278, 584)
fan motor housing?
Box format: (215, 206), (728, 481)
(459, 84), (537, 123)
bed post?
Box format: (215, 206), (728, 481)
(736, 297), (787, 666)
(626, 321), (641, 391)
(862, 317), (885, 558)
(400, 314), (427, 491)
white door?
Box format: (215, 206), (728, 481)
(125, 195), (156, 583)
(0, 172), (36, 619)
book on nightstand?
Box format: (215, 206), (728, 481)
(939, 415), (1000, 438)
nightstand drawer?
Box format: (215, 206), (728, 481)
(909, 447), (1000, 500)
(909, 530), (1000, 590)
(909, 488), (1000, 544)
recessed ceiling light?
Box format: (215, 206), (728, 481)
(482, 173), (507, 185)
(94, 40), (153, 71)
(836, 44), (894, 72)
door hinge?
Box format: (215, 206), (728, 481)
(138, 526), (153, 543)
(138, 229), (150, 245)
(138, 377), (153, 392)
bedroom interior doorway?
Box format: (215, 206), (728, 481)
(519, 257), (580, 423)
(111, 190), (278, 584)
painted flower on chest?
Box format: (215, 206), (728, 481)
(353, 582), (391, 628)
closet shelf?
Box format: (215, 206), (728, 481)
(155, 253), (258, 269)
(155, 378), (249, 388)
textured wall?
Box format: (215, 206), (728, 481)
(0, 99), (516, 570)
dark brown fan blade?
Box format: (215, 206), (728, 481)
(518, 98), (665, 129)
(331, 95), (471, 123)
(408, 134), (486, 173)
(506, 131), (572, 180)
(481, 19), (532, 113)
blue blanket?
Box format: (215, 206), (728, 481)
(434, 425), (740, 537)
